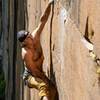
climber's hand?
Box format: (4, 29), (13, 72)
(49, 0), (54, 4)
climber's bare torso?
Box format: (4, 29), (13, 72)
(21, 30), (44, 72)
(21, 1), (52, 74)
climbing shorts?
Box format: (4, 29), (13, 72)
(23, 67), (50, 97)
(26, 75), (50, 97)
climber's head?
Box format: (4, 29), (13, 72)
(17, 30), (29, 42)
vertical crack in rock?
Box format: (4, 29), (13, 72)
(50, 2), (54, 82)
(49, 3), (59, 100)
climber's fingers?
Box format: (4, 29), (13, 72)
(49, 0), (54, 3)
(49, 0), (58, 4)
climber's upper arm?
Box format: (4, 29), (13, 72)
(31, 21), (45, 39)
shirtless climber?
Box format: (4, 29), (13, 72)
(17, 0), (57, 100)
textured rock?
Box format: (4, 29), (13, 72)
(23, 0), (100, 100)
(2, 0), (100, 100)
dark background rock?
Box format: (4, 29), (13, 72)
(1, 0), (100, 100)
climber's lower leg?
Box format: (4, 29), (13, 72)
(24, 74), (57, 100)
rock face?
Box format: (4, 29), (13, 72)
(23, 0), (100, 100)
(2, 0), (100, 100)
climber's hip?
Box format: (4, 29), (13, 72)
(22, 67), (50, 97)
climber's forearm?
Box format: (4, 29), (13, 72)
(31, 0), (54, 37)
(40, 1), (53, 22)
